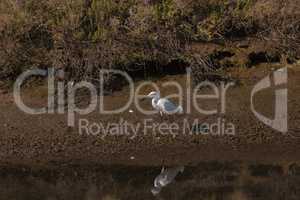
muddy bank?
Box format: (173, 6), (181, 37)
(0, 65), (299, 169)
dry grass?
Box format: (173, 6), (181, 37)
(0, 0), (299, 86)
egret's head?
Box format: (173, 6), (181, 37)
(147, 91), (160, 98)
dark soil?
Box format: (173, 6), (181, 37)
(0, 64), (299, 170)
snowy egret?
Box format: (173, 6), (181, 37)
(147, 91), (183, 116)
(151, 166), (185, 195)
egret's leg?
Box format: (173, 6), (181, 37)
(167, 114), (172, 122)
(172, 114), (175, 122)
(159, 111), (164, 122)
(167, 113), (175, 122)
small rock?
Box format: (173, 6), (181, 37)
(130, 156), (135, 160)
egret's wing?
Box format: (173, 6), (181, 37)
(158, 98), (178, 112)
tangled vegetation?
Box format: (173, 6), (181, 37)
(0, 0), (299, 85)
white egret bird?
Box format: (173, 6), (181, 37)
(147, 91), (183, 115)
(151, 166), (185, 195)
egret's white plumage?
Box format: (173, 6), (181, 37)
(147, 91), (183, 115)
(151, 166), (185, 195)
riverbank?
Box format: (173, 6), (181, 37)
(0, 65), (299, 169)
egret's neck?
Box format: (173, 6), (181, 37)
(152, 95), (160, 107)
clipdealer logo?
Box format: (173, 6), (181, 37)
(251, 68), (288, 133)
(13, 67), (289, 134)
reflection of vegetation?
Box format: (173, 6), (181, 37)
(0, 162), (299, 199)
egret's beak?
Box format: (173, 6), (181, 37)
(140, 96), (149, 102)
